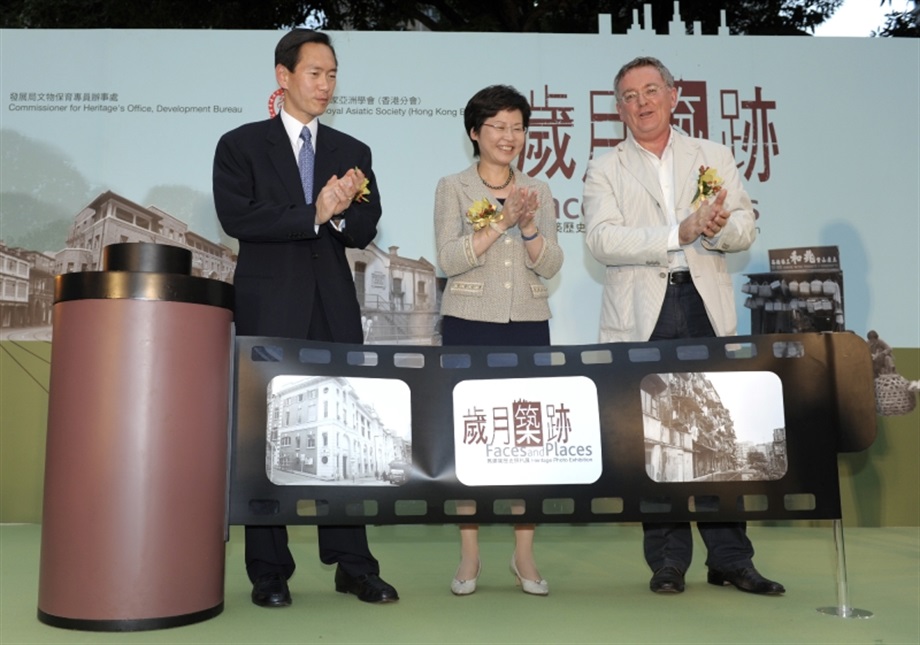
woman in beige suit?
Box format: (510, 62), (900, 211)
(434, 85), (563, 596)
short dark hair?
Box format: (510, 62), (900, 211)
(275, 29), (336, 72)
(613, 56), (675, 100)
(463, 85), (531, 157)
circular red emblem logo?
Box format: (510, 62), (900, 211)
(267, 89), (284, 118)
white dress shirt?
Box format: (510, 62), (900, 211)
(631, 130), (688, 272)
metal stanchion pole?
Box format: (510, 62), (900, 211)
(816, 519), (873, 619)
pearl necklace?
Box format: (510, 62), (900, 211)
(478, 166), (514, 191)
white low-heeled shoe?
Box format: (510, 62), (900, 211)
(450, 560), (481, 595)
(510, 553), (549, 596)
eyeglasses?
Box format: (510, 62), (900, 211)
(481, 123), (527, 136)
(618, 85), (665, 106)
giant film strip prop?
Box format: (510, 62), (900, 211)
(229, 332), (876, 526)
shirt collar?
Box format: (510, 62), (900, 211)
(628, 127), (674, 161)
(280, 108), (318, 150)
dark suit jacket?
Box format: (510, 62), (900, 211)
(213, 116), (381, 342)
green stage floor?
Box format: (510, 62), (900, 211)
(2, 524), (918, 644)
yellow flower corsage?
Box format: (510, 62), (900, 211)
(691, 165), (724, 209)
(353, 167), (371, 203)
(466, 198), (503, 231)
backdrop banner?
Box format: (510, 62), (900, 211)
(1, 23), (919, 348)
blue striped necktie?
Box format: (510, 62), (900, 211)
(298, 126), (314, 204)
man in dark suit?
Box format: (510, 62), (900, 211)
(213, 29), (398, 607)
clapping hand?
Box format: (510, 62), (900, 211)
(500, 187), (539, 231)
(679, 188), (730, 244)
(315, 168), (365, 225)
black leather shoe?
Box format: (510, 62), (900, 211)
(708, 567), (785, 595)
(649, 566), (685, 593)
(251, 573), (292, 607)
(335, 566), (399, 603)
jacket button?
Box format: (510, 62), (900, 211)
(504, 282), (512, 289)
(504, 260), (512, 267)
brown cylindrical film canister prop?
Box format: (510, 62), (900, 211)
(38, 242), (234, 631)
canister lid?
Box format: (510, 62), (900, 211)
(103, 242), (192, 274)
(55, 243), (234, 310)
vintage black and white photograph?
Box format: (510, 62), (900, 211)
(265, 375), (412, 486)
(640, 371), (787, 483)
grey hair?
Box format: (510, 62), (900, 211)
(614, 56), (675, 99)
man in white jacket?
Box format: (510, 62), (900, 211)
(583, 56), (784, 596)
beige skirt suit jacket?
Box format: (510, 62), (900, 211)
(434, 164), (564, 324)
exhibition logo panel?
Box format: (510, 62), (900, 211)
(453, 376), (601, 486)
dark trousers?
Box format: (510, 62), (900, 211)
(246, 287), (378, 583)
(245, 525), (378, 582)
(642, 281), (754, 573)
